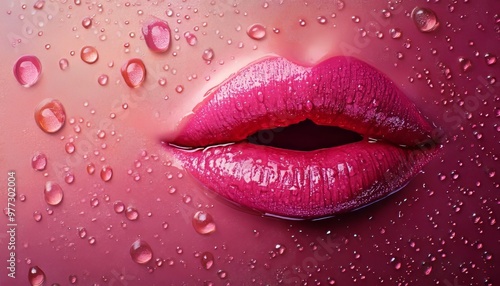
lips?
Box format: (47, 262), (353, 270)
(166, 56), (440, 219)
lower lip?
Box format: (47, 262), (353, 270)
(167, 140), (439, 219)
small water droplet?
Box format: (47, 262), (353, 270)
(459, 57), (472, 72)
(77, 227), (87, 238)
(65, 142), (75, 154)
(80, 46), (99, 64)
(90, 197), (99, 208)
(411, 7), (439, 32)
(142, 18), (171, 53)
(351, 16), (360, 23)
(33, 0), (45, 10)
(98, 74), (109, 86)
(389, 28), (402, 39)
(86, 163), (95, 175)
(336, 0), (345, 10)
(31, 152), (47, 171)
(247, 23), (266, 40)
(201, 251), (214, 270)
(202, 48), (214, 62)
(175, 85), (184, 93)
(59, 58), (69, 70)
(114, 201), (125, 213)
(184, 31), (198, 46)
(125, 207), (139, 220)
(88, 236), (96, 245)
(317, 16), (327, 24)
(100, 165), (113, 182)
(33, 211), (42, 222)
(130, 239), (153, 264)
(121, 58), (146, 88)
(28, 266), (46, 286)
(13, 55), (42, 87)
(69, 274), (77, 284)
(485, 53), (497, 65)
(424, 265), (432, 275)
(64, 172), (75, 184)
(217, 270), (227, 279)
(82, 17), (92, 29)
(192, 211), (216, 235)
(44, 181), (64, 206)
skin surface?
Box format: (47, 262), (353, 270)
(0, 0), (498, 285)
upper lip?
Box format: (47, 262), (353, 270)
(166, 56), (440, 219)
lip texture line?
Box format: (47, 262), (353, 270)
(167, 56), (439, 219)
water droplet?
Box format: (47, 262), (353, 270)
(298, 19), (307, 26)
(59, 58), (69, 70)
(44, 181), (63, 206)
(424, 265), (433, 275)
(485, 53), (497, 65)
(31, 152), (47, 171)
(98, 74), (109, 86)
(351, 16), (360, 23)
(201, 251), (214, 270)
(459, 57), (472, 72)
(202, 48), (214, 62)
(34, 99), (66, 134)
(33, 0), (45, 10)
(69, 274), (77, 284)
(247, 23), (266, 40)
(90, 197), (99, 208)
(88, 236), (96, 245)
(317, 16), (327, 24)
(184, 31), (198, 46)
(411, 7), (439, 32)
(336, 0), (345, 10)
(77, 227), (87, 238)
(82, 17), (92, 29)
(217, 270), (227, 279)
(121, 58), (146, 88)
(175, 85), (184, 93)
(13, 55), (42, 87)
(192, 211), (216, 235)
(28, 266), (46, 286)
(86, 163), (95, 175)
(65, 142), (75, 154)
(130, 239), (153, 264)
(33, 211), (42, 222)
(114, 201), (125, 213)
(125, 207), (139, 220)
(64, 172), (75, 184)
(389, 28), (402, 39)
(80, 46), (99, 64)
(100, 165), (113, 182)
(142, 18), (171, 53)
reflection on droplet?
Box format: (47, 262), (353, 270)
(130, 239), (153, 264)
(114, 201), (125, 213)
(184, 32), (198, 46)
(201, 251), (214, 270)
(80, 46), (99, 64)
(78, 227), (87, 238)
(34, 99), (66, 133)
(13, 55), (42, 87)
(126, 207), (139, 220)
(121, 58), (146, 88)
(389, 28), (402, 39)
(142, 18), (171, 53)
(44, 181), (63, 206)
(317, 16), (327, 24)
(458, 57), (472, 72)
(33, 211), (42, 222)
(31, 152), (47, 171)
(90, 197), (99, 208)
(82, 17), (92, 29)
(65, 142), (75, 154)
(59, 58), (69, 70)
(192, 211), (216, 235)
(411, 7), (439, 32)
(98, 74), (109, 86)
(100, 165), (113, 182)
(86, 163), (95, 175)
(485, 53), (497, 65)
(69, 274), (78, 284)
(28, 266), (45, 286)
(33, 0), (45, 10)
(247, 23), (266, 40)
(336, 0), (345, 10)
(202, 48), (214, 62)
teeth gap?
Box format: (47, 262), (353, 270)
(246, 119), (363, 151)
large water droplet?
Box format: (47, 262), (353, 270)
(34, 99), (66, 133)
(80, 46), (99, 64)
(31, 152), (47, 171)
(130, 239), (153, 264)
(411, 7), (439, 32)
(142, 18), (171, 53)
(247, 24), (266, 40)
(121, 58), (146, 88)
(44, 181), (63, 206)
(28, 266), (45, 286)
(100, 165), (113, 182)
(201, 251), (214, 270)
(192, 211), (216, 235)
(13, 55), (42, 87)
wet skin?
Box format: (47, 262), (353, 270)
(0, 0), (498, 285)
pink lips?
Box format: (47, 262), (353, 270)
(167, 56), (440, 219)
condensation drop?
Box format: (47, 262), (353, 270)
(86, 163), (95, 175)
(78, 227), (87, 238)
(80, 46), (99, 64)
(34, 99), (66, 133)
(126, 207), (139, 220)
(201, 251), (214, 270)
(69, 274), (77, 284)
(33, 0), (45, 10)
(13, 55), (42, 87)
(33, 211), (42, 222)
(28, 266), (45, 286)
(317, 16), (327, 24)
(31, 152), (47, 171)
(121, 58), (146, 88)
(247, 24), (266, 40)
(459, 57), (472, 72)
(59, 58), (69, 70)
(65, 142), (75, 154)
(411, 7), (439, 32)
(98, 74), (109, 86)
(202, 48), (214, 62)
(142, 18), (171, 53)
(184, 31), (198, 46)
(100, 166), (113, 182)
(389, 28), (402, 39)
(82, 17), (92, 29)
(192, 211), (216, 235)
(130, 239), (153, 264)
(114, 201), (125, 213)
(44, 181), (63, 206)
(485, 53), (497, 65)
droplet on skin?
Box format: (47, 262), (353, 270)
(192, 211), (216, 235)
(28, 266), (45, 286)
(34, 99), (66, 133)
(32, 152), (47, 171)
(13, 55), (42, 87)
(121, 58), (146, 88)
(247, 23), (266, 40)
(485, 53), (497, 65)
(44, 181), (64, 206)
(100, 165), (113, 182)
(33, 211), (42, 222)
(459, 57), (472, 72)
(201, 252), (215, 270)
(142, 18), (171, 53)
(69, 274), (77, 284)
(184, 31), (198, 46)
(389, 28), (402, 39)
(130, 239), (153, 264)
(33, 0), (45, 10)
(98, 74), (109, 86)
(65, 142), (75, 154)
(80, 46), (99, 64)
(125, 207), (139, 220)
(114, 201), (125, 213)
(78, 227), (87, 238)
(82, 17), (92, 28)
(86, 163), (95, 175)
(59, 58), (69, 70)
(411, 7), (439, 32)
(202, 48), (214, 62)
(336, 0), (345, 10)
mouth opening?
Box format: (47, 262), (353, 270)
(246, 119), (364, 151)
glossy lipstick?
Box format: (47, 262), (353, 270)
(167, 56), (439, 219)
